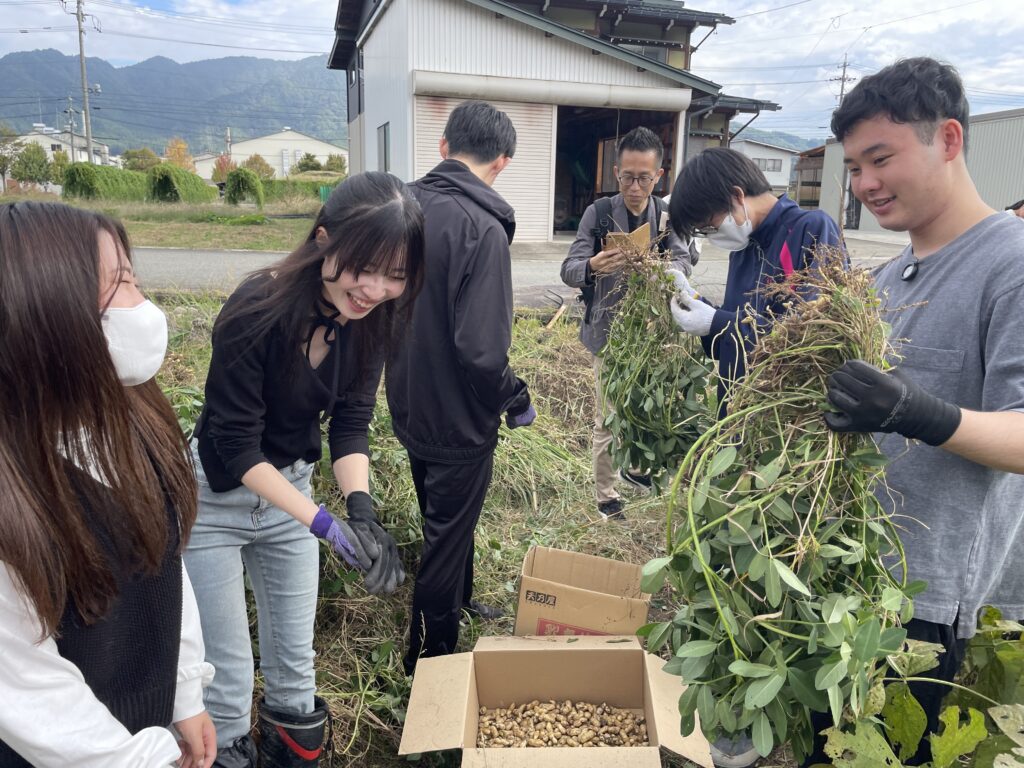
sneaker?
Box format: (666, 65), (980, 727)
(597, 498), (625, 521)
(212, 735), (258, 768)
(710, 733), (759, 768)
(618, 468), (653, 492)
(464, 599), (506, 621)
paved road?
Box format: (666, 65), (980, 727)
(137, 235), (907, 308)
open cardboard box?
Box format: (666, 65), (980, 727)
(514, 545), (650, 637)
(399, 635), (713, 767)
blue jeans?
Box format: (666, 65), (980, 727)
(184, 443), (320, 747)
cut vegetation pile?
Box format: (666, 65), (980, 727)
(62, 162), (149, 202)
(148, 162), (218, 204)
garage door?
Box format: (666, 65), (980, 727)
(414, 95), (554, 242)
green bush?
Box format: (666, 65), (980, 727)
(147, 163), (217, 204)
(263, 178), (338, 202)
(62, 163), (149, 201)
(224, 167), (265, 208)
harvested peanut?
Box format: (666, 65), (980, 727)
(476, 700), (648, 748)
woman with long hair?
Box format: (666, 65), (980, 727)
(186, 172), (424, 768)
(0, 202), (215, 767)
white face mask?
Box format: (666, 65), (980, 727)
(102, 300), (168, 386)
(708, 202), (754, 252)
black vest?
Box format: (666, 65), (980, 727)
(0, 464), (183, 767)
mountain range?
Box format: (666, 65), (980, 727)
(0, 49), (347, 156)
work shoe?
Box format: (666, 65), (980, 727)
(597, 498), (625, 521)
(464, 599), (506, 621)
(211, 735), (258, 768)
(710, 733), (759, 768)
(258, 696), (330, 767)
(618, 469), (653, 493)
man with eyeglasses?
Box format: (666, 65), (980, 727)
(561, 126), (697, 521)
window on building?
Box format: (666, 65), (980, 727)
(51, 144), (61, 152)
(754, 157), (783, 173)
(378, 122), (390, 172)
(282, 149), (290, 175)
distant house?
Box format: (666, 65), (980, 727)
(729, 139), (799, 195)
(327, 0), (780, 241)
(194, 129), (349, 180)
(793, 145), (825, 210)
(20, 122), (111, 165)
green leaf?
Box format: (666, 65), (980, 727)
(678, 684), (699, 737)
(852, 617), (881, 663)
(970, 735), (1024, 768)
(752, 710), (773, 758)
(821, 594), (847, 625)
(930, 707), (988, 768)
(789, 667), (828, 712)
(990, 704), (1024, 747)
(676, 640), (718, 658)
(728, 660), (775, 679)
(766, 696), (789, 743)
(772, 559), (811, 596)
(815, 659), (848, 691)
(881, 681), (927, 761)
(641, 556), (671, 594)
(828, 683), (844, 726)
(708, 445), (737, 477)
(754, 457), (784, 489)
(765, 558), (782, 607)
(691, 474), (709, 514)
(768, 496), (794, 522)
(644, 621), (673, 654)
(823, 722), (901, 767)
(745, 673), (786, 710)
(888, 639), (944, 677)
(880, 587), (904, 612)
(748, 551), (769, 581)
(697, 684), (718, 730)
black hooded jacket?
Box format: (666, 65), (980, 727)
(386, 159), (530, 463)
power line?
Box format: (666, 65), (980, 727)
(732, 0), (819, 19)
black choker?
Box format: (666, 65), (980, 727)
(901, 259), (920, 281)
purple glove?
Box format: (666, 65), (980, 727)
(505, 403), (537, 429)
(310, 505), (372, 571)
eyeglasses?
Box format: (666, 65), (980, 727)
(617, 174), (656, 188)
(692, 223), (718, 237)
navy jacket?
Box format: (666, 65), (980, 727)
(703, 195), (842, 407)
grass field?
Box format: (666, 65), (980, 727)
(156, 292), (740, 768)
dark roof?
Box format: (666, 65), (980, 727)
(328, 0), (722, 96)
(692, 94), (781, 114)
(572, 0), (733, 26)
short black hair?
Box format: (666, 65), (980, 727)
(617, 126), (664, 165)
(1006, 199), (1024, 211)
(831, 57), (970, 151)
(443, 100), (517, 163)
(668, 147), (771, 236)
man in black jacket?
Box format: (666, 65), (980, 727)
(386, 101), (534, 674)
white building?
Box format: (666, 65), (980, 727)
(328, 0), (779, 241)
(194, 129), (349, 180)
(820, 107), (1024, 233)
(730, 139), (799, 194)
(20, 123), (110, 165)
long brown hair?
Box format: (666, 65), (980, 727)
(0, 201), (197, 638)
(217, 171), (425, 366)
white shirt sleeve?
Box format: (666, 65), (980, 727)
(173, 561), (215, 723)
(0, 563), (182, 768)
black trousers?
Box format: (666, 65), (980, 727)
(803, 617), (966, 766)
(403, 451), (494, 675)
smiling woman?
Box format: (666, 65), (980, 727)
(183, 172), (426, 767)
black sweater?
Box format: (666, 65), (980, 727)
(0, 463), (182, 767)
(194, 276), (383, 492)
(385, 160), (530, 463)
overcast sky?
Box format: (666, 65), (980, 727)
(2, 0), (1022, 138)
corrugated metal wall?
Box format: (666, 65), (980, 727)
(409, 0), (673, 89)
(967, 111), (1024, 210)
(362, 0), (413, 179)
(414, 95), (555, 242)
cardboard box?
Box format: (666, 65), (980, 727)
(514, 546), (650, 637)
(398, 635), (713, 767)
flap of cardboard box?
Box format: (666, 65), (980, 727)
(461, 746), (662, 767)
(523, 546), (646, 600)
(643, 653), (715, 768)
(604, 222), (651, 252)
(398, 652), (476, 754)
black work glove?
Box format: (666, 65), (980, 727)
(345, 491), (406, 595)
(824, 360), (962, 446)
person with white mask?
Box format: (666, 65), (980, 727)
(0, 201), (216, 767)
(665, 148), (843, 421)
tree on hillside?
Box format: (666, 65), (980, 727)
(241, 153), (275, 180)
(211, 153), (237, 183)
(122, 147), (160, 172)
(164, 137), (195, 172)
(0, 124), (24, 193)
(12, 143), (51, 187)
(324, 153), (348, 177)
(49, 149), (70, 185)
(293, 152), (322, 173)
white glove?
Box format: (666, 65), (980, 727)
(666, 268), (715, 336)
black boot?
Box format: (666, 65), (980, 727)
(212, 735), (258, 768)
(257, 696), (330, 768)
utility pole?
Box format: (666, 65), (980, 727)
(829, 54), (858, 228)
(75, 0), (95, 164)
(65, 95), (77, 162)
(832, 54), (856, 105)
